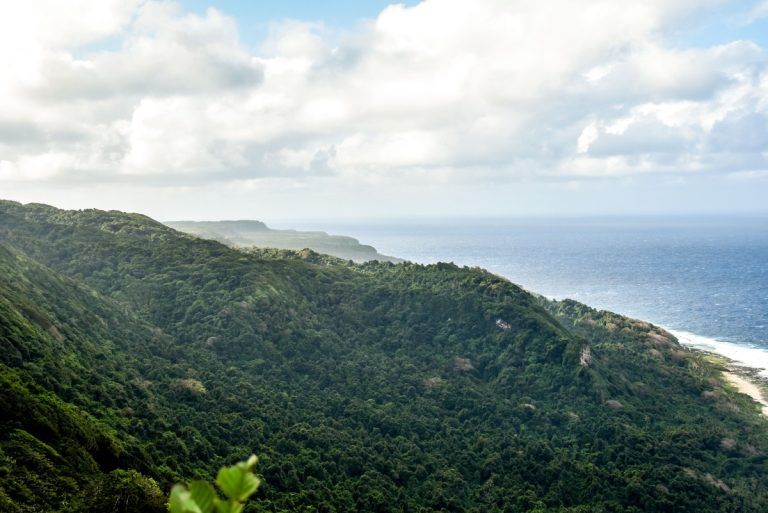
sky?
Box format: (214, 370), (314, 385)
(1, 0), (768, 222)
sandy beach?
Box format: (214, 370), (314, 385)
(667, 329), (768, 417)
(723, 372), (768, 417)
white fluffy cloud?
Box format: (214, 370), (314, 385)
(0, 0), (767, 189)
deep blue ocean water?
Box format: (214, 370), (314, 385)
(291, 217), (768, 372)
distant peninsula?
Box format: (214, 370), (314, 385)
(165, 220), (401, 263)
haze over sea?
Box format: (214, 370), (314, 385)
(290, 217), (768, 376)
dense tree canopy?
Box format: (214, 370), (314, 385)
(0, 200), (767, 512)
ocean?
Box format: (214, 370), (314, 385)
(291, 217), (768, 375)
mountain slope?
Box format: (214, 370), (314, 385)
(1, 200), (767, 512)
(0, 243), (168, 512)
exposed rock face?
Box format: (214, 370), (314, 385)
(453, 357), (475, 372)
(605, 400), (624, 410)
(703, 473), (731, 492)
(47, 325), (64, 342)
(579, 345), (592, 367)
(424, 377), (445, 389)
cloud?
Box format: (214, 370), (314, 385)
(0, 0), (766, 190)
(748, 0), (768, 22)
(38, 3), (263, 100)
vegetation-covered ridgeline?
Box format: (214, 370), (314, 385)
(166, 220), (401, 263)
(0, 199), (767, 512)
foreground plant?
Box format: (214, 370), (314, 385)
(168, 455), (261, 513)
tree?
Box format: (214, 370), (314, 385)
(83, 469), (165, 513)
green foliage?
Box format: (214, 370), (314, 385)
(169, 456), (261, 513)
(82, 469), (165, 513)
(166, 220), (400, 263)
(1, 199), (768, 512)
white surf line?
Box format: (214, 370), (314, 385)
(667, 329), (768, 378)
(667, 328), (768, 417)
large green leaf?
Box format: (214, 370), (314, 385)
(215, 464), (261, 502)
(188, 481), (217, 513)
(215, 500), (244, 513)
(169, 485), (203, 513)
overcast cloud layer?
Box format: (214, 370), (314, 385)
(0, 0), (767, 219)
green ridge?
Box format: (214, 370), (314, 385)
(0, 199), (767, 512)
(166, 220), (401, 263)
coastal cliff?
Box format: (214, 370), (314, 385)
(166, 220), (401, 263)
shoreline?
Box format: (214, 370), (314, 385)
(722, 372), (768, 416)
(667, 328), (768, 417)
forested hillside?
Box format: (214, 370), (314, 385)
(166, 220), (401, 263)
(1, 200), (767, 512)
